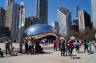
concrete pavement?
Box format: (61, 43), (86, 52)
(0, 43), (96, 63)
(0, 50), (96, 63)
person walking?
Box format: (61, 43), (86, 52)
(93, 41), (96, 50)
(58, 40), (61, 51)
(8, 38), (13, 51)
(88, 41), (92, 53)
(66, 41), (70, 56)
(53, 40), (57, 51)
(69, 41), (74, 56)
(32, 42), (35, 54)
(28, 39), (32, 54)
(75, 40), (80, 53)
(44, 38), (48, 46)
(83, 40), (89, 53)
(24, 39), (28, 54)
(42, 39), (46, 46)
(60, 40), (65, 56)
(19, 39), (24, 53)
(4, 39), (11, 55)
(66, 40), (74, 57)
(95, 41), (96, 50)
(31, 38), (35, 54)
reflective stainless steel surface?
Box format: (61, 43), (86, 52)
(25, 24), (53, 36)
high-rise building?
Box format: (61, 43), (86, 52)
(91, 0), (96, 29)
(78, 10), (91, 32)
(0, 8), (9, 37)
(5, 0), (25, 38)
(25, 17), (33, 30)
(72, 19), (79, 31)
(0, 8), (6, 27)
(5, 0), (14, 30)
(36, 0), (48, 24)
(31, 16), (42, 24)
(0, 27), (10, 37)
(11, 3), (20, 38)
(57, 6), (72, 36)
(76, 5), (80, 18)
(51, 21), (59, 33)
(25, 16), (44, 29)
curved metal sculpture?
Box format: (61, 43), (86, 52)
(25, 24), (54, 36)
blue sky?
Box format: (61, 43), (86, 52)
(0, 0), (92, 24)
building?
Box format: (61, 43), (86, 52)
(72, 19), (79, 31)
(57, 6), (72, 37)
(5, 0), (25, 38)
(31, 16), (42, 24)
(51, 21), (59, 33)
(73, 19), (78, 25)
(78, 10), (91, 32)
(25, 17), (33, 30)
(0, 27), (10, 37)
(91, 0), (96, 29)
(25, 16), (42, 30)
(5, 0), (14, 30)
(76, 5), (80, 18)
(11, 3), (20, 38)
(0, 8), (6, 27)
(36, 0), (48, 24)
(71, 5), (80, 31)
(0, 7), (9, 37)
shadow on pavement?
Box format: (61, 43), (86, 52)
(78, 51), (84, 53)
(73, 56), (81, 59)
(65, 54), (81, 59)
(44, 51), (53, 54)
(88, 51), (96, 55)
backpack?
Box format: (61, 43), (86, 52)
(84, 42), (89, 46)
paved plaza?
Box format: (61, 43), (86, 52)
(0, 43), (96, 63)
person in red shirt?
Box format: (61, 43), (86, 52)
(53, 40), (57, 51)
(66, 41), (70, 55)
(66, 40), (74, 56)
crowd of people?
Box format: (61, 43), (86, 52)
(0, 37), (96, 58)
(53, 39), (96, 57)
(0, 38), (44, 57)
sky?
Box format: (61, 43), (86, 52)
(0, 0), (92, 24)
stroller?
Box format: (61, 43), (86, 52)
(11, 46), (18, 56)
